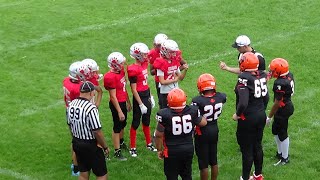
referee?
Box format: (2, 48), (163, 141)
(67, 81), (109, 180)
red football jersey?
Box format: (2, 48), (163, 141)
(153, 57), (180, 81)
(63, 77), (81, 107)
(148, 48), (161, 83)
(104, 70), (128, 103)
(127, 62), (149, 92)
(87, 74), (99, 86)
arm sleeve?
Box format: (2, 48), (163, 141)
(236, 87), (249, 116)
(191, 106), (203, 125)
(129, 76), (137, 83)
(157, 69), (164, 77)
(88, 107), (102, 131)
(273, 82), (285, 101)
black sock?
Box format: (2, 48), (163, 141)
(120, 138), (124, 144)
(115, 148), (120, 152)
(73, 165), (79, 173)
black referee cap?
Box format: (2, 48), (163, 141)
(80, 81), (96, 93)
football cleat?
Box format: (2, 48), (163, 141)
(129, 148), (138, 157)
(252, 172), (264, 180)
(120, 142), (128, 151)
(114, 150), (127, 161)
(273, 157), (289, 166)
(70, 164), (80, 176)
(275, 152), (282, 160)
(146, 143), (157, 152)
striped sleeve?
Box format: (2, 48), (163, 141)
(88, 107), (102, 130)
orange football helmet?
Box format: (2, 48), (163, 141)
(167, 88), (187, 109)
(239, 52), (259, 71)
(197, 73), (216, 92)
(269, 58), (289, 78)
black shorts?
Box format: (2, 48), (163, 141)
(131, 89), (152, 129)
(72, 138), (107, 176)
(272, 102), (294, 140)
(109, 101), (127, 133)
(164, 145), (194, 180)
(195, 125), (219, 169)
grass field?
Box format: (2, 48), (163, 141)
(1, 0), (320, 179)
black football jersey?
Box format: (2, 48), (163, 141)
(273, 72), (294, 106)
(191, 92), (227, 125)
(235, 70), (268, 115)
(238, 49), (266, 70)
(191, 92), (226, 136)
(156, 105), (202, 146)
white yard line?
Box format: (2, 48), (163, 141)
(0, 1), (27, 8)
(0, 168), (36, 180)
(19, 100), (64, 116)
(1, 1), (202, 54)
(189, 23), (320, 66)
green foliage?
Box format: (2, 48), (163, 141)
(1, 0), (320, 179)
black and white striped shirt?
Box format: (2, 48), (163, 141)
(67, 97), (101, 140)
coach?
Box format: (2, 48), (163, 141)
(67, 81), (110, 180)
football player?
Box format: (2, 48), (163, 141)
(127, 43), (157, 157)
(191, 73), (227, 180)
(153, 39), (188, 109)
(220, 35), (266, 74)
(63, 61), (83, 176)
(155, 88), (207, 180)
(104, 52), (132, 161)
(82, 58), (103, 108)
(148, 33), (168, 106)
(266, 58), (294, 166)
(149, 34), (188, 107)
(232, 52), (268, 180)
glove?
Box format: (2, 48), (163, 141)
(266, 117), (272, 125)
(139, 104), (148, 114)
(150, 96), (155, 108)
(98, 74), (103, 81)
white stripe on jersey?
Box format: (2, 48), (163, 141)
(67, 98), (101, 140)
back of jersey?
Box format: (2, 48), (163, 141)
(235, 70), (268, 114)
(156, 105), (201, 147)
(191, 92), (226, 125)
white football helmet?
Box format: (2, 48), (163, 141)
(82, 58), (99, 72)
(130, 43), (149, 62)
(69, 61), (82, 80)
(107, 52), (126, 71)
(160, 39), (179, 59)
(75, 63), (91, 81)
(154, 33), (168, 45)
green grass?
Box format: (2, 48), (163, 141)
(1, 0), (320, 179)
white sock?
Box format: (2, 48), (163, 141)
(274, 135), (281, 154)
(281, 137), (289, 159)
